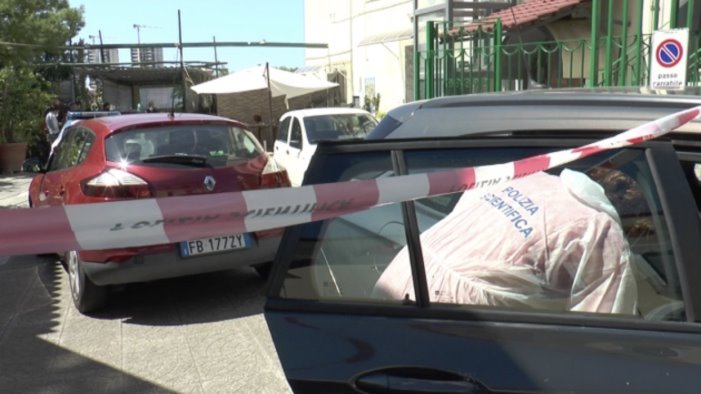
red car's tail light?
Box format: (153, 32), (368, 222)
(260, 155), (291, 188)
(82, 169), (152, 199)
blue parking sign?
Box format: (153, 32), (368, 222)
(656, 39), (683, 68)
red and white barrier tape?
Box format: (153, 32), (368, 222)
(1, 106), (700, 256)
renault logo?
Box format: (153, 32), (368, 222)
(203, 176), (216, 191)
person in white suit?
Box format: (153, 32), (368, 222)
(373, 168), (639, 315)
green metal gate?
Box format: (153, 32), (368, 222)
(417, 0), (701, 100)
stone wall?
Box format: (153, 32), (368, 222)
(215, 88), (343, 150)
(215, 89), (287, 149)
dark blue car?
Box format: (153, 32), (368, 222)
(264, 88), (701, 393)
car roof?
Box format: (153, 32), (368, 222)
(82, 112), (242, 134)
(281, 107), (374, 118)
(370, 87), (701, 140)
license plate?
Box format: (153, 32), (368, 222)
(179, 234), (251, 257)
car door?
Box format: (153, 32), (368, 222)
(265, 138), (701, 394)
(34, 152), (65, 207)
(285, 117), (306, 186)
(274, 116), (292, 173)
(35, 127), (94, 207)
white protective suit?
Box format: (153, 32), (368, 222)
(373, 169), (638, 314)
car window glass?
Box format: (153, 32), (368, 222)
(48, 127), (94, 171)
(238, 128), (260, 154)
(74, 129), (95, 164)
(104, 124), (263, 168)
(290, 118), (302, 149)
(277, 117), (291, 142)
(50, 132), (73, 171)
(371, 147), (683, 321)
(277, 151), (414, 303)
(47, 134), (70, 171)
(304, 113), (378, 143)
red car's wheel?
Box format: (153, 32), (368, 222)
(66, 250), (107, 313)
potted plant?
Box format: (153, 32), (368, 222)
(0, 66), (52, 174)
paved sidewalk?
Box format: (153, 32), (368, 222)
(0, 173), (32, 209)
(0, 255), (291, 393)
(0, 172), (292, 392)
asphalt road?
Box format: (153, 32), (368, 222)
(0, 252), (292, 393)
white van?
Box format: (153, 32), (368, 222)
(273, 107), (378, 186)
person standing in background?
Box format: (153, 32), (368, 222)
(146, 101), (157, 113)
(44, 102), (60, 144)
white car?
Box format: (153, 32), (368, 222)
(273, 107), (378, 186)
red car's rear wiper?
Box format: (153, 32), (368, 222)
(141, 154), (212, 168)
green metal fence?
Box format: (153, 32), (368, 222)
(417, 0), (701, 100)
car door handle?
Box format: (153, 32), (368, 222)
(356, 368), (487, 394)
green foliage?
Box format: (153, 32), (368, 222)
(36, 63), (75, 82)
(0, 0), (84, 147)
(0, 66), (52, 144)
(277, 66), (299, 73)
(0, 0), (84, 67)
(363, 93), (381, 114)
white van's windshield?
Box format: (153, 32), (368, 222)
(303, 113), (378, 143)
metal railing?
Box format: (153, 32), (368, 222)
(417, 0), (701, 100)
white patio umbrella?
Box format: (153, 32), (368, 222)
(191, 63), (338, 150)
(190, 63), (338, 98)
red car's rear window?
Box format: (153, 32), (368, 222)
(104, 124), (263, 168)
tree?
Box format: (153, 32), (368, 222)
(0, 0), (84, 67)
(277, 66), (299, 73)
(0, 0), (83, 147)
(0, 66), (52, 144)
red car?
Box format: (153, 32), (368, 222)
(28, 112), (290, 313)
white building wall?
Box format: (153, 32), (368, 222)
(304, 1), (352, 103)
(356, 40), (408, 114)
(355, 0), (413, 114)
(304, 0), (413, 114)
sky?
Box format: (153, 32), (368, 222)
(67, 0), (306, 72)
